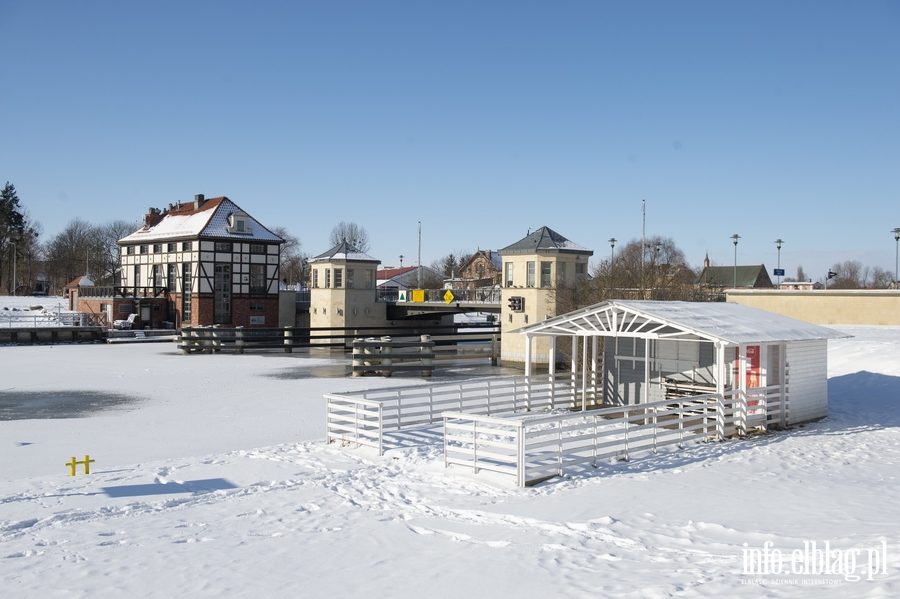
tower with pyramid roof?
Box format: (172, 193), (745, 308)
(498, 226), (593, 369)
(308, 240), (384, 331)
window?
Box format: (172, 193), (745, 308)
(250, 244), (266, 254)
(236, 220), (245, 232)
(476, 263), (484, 275)
(182, 241), (192, 251)
(313, 269), (319, 288)
(540, 262), (552, 287)
(250, 264), (266, 293)
(334, 268), (343, 289)
(126, 246), (135, 255)
(167, 264), (177, 292)
(214, 264), (231, 324)
(167, 243), (176, 252)
(153, 244), (162, 253)
(182, 263), (192, 322)
(133, 264), (140, 288)
(526, 262), (535, 288)
(150, 264), (162, 288)
(557, 262), (566, 285)
(505, 263), (514, 287)
(249, 301), (265, 312)
(346, 269), (354, 289)
(140, 245), (148, 254)
(575, 263), (585, 276)
(365, 269), (373, 289)
(215, 242), (233, 252)
(325, 269), (331, 288)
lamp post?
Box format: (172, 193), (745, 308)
(774, 239), (784, 289)
(893, 228), (900, 287)
(731, 234), (740, 289)
(608, 238), (616, 265)
(399, 255), (404, 268)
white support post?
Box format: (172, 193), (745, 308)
(643, 338), (651, 404)
(780, 343), (787, 428)
(738, 344), (747, 436)
(581, 336), (588, 412)
(548, 335), (557, 406)
(571, 335), (578, 405)
(524, 335), (533, 410)
(591, 336), (599, 401)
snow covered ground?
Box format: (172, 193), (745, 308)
(1, 298), (899, 597)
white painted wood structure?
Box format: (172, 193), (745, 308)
(516, 300), (846, 426)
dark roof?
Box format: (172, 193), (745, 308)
(310, 241), (379, 263)
(698, 265), (774, 289)
(499, 226), (593, 256)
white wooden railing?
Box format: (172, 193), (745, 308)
(326, 376), (788, 487)
(1, 311), (85, 328)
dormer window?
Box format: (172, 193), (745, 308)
(226, 211), (252, 235)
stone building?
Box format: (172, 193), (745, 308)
(499, 226), (592, 368)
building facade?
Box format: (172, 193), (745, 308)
(112, 195), (283, 329)
(499, 226), (593, 368)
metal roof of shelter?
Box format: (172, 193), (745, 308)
(514, 300), (848, 346)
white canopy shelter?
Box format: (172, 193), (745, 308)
(514, 300), (847, 424)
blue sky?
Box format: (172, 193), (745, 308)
(2, 1), (899, 279)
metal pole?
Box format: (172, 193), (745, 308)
(731, 234), (740, 289)
(417, 221), (422, 289)
(641, 200), (646, 296)
(893, 228), (900, 286)
(775, 239), (783, 289)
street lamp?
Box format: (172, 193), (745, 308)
(399, 255), (404, 268)
(731, 234), (740, 289)
(608, 238), (616, 265)
(892, 228), (900, 287)
(774, 239), (784, 289)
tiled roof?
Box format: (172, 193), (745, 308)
(309, 241), (380, 263)
(118, 197), (283, 244)
(499, 226), (592, 255)
(377, 266), (419, 280)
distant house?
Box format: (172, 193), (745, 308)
(376, 265), (444, 299)
(697, 259), (774, 290)
(84, 194), (285, 329)
(450, 249), (502, 291)
(779, 281), (824, 291)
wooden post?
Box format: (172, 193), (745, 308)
(380, 336), (392, 377)
(490, 334), (498, 366)
(284, 327), (293, 353)
(235, 327), (244, 354)
(421, 334), (432, 377)
(352, 339), (363, 376)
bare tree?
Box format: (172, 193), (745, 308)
(869, 266), (894, 289)
(270, 226), (308, 286)
(828, 260), (868, 289)
(95, 220), (140, 285)
(329, 221), (370, 253)
(42, 218), (97, 290)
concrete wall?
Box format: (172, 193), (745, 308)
(727, 289), (900, 325)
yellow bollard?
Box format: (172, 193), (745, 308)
(64, 455), (95, 475)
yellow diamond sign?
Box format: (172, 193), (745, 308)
(443, 290), (455, 304)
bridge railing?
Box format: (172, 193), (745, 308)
(377, 287), (502, 303)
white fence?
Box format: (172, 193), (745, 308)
(325, 376), (787, 486)
(1, 310), (85, 328)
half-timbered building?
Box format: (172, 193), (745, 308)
(114, 194), (283, 328)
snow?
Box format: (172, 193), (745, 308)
(2, 306), (899, 597)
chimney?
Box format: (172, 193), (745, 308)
(485, 249), (491, 260)
(144, 208), (163, 228)
(194, 194), (205, 209)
